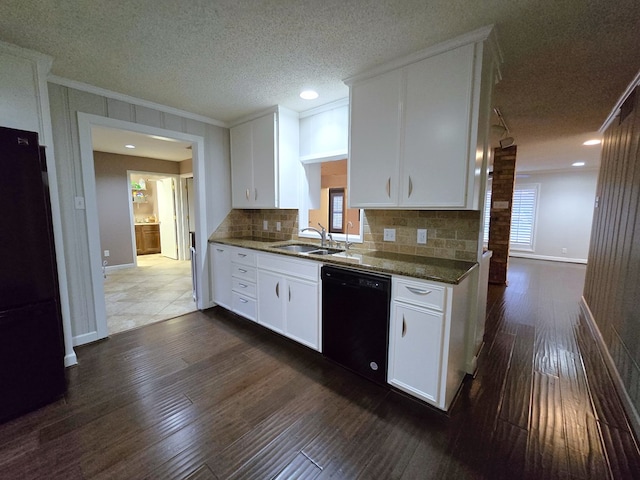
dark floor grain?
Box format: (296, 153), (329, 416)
(1, 258), (639, 479)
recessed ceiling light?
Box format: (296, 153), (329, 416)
(583, 139), (601, 146)
(572, 161), (585, 167)
(125, 144), (136, 149)
(300, 90), (319, 100)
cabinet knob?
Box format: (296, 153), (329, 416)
(275, 282), (280, 298)
(386, 178), (391, 198)
(408, 176), (413, 198)
(239, 297), (248, 304)
(255, 188), (258, 201)
(238, 268), (248, 273)
(245, 188), (250, 200)
(402, 315), (407, 337)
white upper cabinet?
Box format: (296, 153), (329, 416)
(299, 99), (349, 162)
(346, 27), (501, 210)
(230, 106), (300, 209)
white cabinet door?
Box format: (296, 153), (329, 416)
(210, 244), (232, 310)
(348, 69), (403, 207)
(230, 120), (254, 208)
(388, 302), (444, 404)
(251, 112), (277, 208)
(257, 270), (284, 334)
(402, 44), (475, 208)
(285, 277), (319, 350)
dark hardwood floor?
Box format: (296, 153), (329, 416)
(1, 258), (640, 479)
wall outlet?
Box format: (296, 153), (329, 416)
(103, 250), (110, 257)
(561, 247), (568, 254)
(276, 221), (281, 231)
(263, 220), (268, 230)
(417, 229), (427, 244)
(383, 228), (396, 241)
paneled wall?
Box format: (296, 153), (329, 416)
(583, 86), (640, 422)
(48, 83), (230, 343)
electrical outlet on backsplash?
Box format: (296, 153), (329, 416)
(210, 208), (479, 262)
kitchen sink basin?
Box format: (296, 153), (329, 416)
(272, 244), (343, 256)
(272, 244), (320, 253)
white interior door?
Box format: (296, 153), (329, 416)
(158, 177), (178, 259)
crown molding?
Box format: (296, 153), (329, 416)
(48, 75), (227, 128)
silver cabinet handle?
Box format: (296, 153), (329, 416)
(386, 178), (391, 198)
(408, 176), (413, 198)
(216, 248), (223, 252)
(402, 315), (407, 337)
(238, 283), (247, 288)
(238, 268), (248, 273)
(276, 282), (279, 298)
(255, 188), (258, 201)
(239, 298), (248, 304)
(245, 188), (250, 200)
(237, 253), (247, 257)
(405, 286), (432, 295)
(288, 286), (291, 302)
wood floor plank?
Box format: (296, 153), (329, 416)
(2, 260), (639, 479)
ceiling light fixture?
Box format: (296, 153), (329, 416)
(583, 139), (601, 146)
(125, 144), (136, 149)
(572, 161), (586, 167)
(300, 90), (319, 100)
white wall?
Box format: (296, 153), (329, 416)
(512, 169), (598, 263)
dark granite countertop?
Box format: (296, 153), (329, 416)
(208, 236), (477, 285)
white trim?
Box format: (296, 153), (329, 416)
(77, 113), (208, 344)
(104, 263), (135, 272)
(227, 105), (280, 128)
(344, 25), (496, 85)
(299, 150), (348, 164)
(72, 331), (99, 347)
(580, 298), (640, 441)
(64, 352), (78, 367)
(298, 97), (349, 119)
(509, 252), (587, 264)
(600, 70), (640, 133)
(515, 166), (601, 175)
(49, 75), (227, 128)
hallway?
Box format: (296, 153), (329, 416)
(104, 254), (196, 334)
(1, 258), (639, 478)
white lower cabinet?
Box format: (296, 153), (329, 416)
(209, 243), (232, 309)
(257, 253), (320, 351)
(388, 274), (473, 411)
(389, 302), (444, 404)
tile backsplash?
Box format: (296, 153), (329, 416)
(211, 209), (480, 262)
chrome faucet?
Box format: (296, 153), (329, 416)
(300, 223), (327, 247)
(345, 221), (354, 251)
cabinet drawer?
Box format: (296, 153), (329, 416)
(232, 263), (256, 282)
(232, 292), (257, 321)
(257, 252), (319, 281)
(232, 278), (256, 298)
(393, 277), (446, 311)
(231, 248), (257, 266)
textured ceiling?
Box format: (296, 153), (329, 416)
(1, 0), (639, 171)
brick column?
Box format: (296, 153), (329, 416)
(488, 145), (517, 285)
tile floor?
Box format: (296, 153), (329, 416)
(104, 254), (196, 334)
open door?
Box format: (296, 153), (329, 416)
(157, 177), (178, 259)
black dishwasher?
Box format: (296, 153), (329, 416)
(321, 265), (391, 385)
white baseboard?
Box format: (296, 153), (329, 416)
(580, 297), (640, 441)
(73, 331), (99, 347)
(509, 252), (587, 264)
(105, 263), (135, 272)
(64, 352), (78, 367)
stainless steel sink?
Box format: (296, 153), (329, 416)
(272, 244), (320, 253)
(271, 244), (343, 256)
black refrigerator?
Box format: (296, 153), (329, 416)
(0, 126), (66, 423)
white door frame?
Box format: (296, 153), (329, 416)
(77, 113), (207, 340)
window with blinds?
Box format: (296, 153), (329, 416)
(483, 184), (539, 250)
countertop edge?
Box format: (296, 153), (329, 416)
(208, 238), (478, 285)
